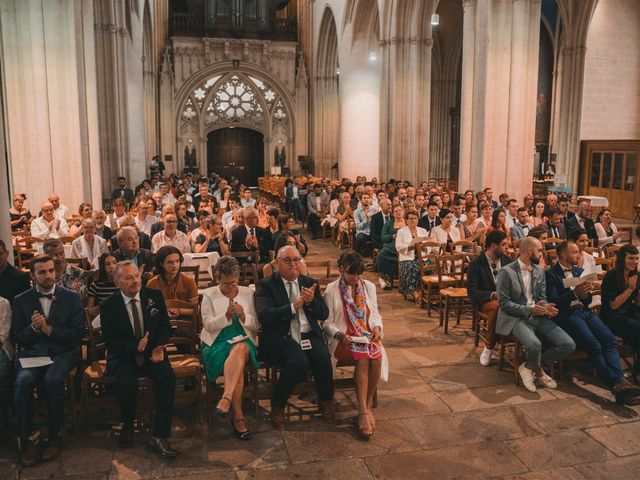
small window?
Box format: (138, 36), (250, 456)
(613, 153), (624, 189)
(590, 153), (601, 187)
(626, 153), (638, 191)
(602, 153), (612, 188)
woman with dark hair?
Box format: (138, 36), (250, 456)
(429, 208), (462, 251)
(531, 200), (548, 227)
(272, 213), (307, 256)
(266, 207), (280, 237)
(376, 204), (405, 289)
(200, 256), (259, 440)
(487, 209), (511, 245)
(323, 251), (386, 439)
(600, 244), (640, 356)
(147, 245), (198, 303)
(194, 217), (229, 255)
(595, 208), (625, 248)
(86, 252), (119, 308)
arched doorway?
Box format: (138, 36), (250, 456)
(207, 128), (264, 186)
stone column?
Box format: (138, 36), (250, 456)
(0, 64), (12, 261)
(458, 0), (541, 200)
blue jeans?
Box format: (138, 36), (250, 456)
(0, 349), (10, 379)
(561, 309), (624, 389)
(511, 317), (575, 372)
(14, 350), (77, 440)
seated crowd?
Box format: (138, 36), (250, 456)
(2, 172), (640, 468)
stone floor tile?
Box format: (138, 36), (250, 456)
(515, 397), (617, 433)
(573, 455), (640, 478)
(373, 387), (451, 419)
(416, 363), (516, 391)
(586, 421), (640, 456)
(505, 430), (612, 470)
(494, 466), (585, 480)
(402, 406), (544, 450)
(438, 384), (556, 413)
(237, 458), (374, 480)
(365, 442), (527, 479)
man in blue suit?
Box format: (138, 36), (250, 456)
(546, 241), (640, 405)
(11, 255), (83, 466)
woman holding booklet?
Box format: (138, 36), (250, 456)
(323, 251), (387, 439)
(200, 255), (259, 440)
(396, 210), (429, 302)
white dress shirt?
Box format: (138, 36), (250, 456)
(36, 285), (56, 319)
(283, 277), (311, 333)
(55, 205), (69, 219)
(121, 291), (143, 333)
(31, 216), (69, 239)
(517, 259), (535, 307)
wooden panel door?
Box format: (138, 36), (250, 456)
(207, 128), (264, 186)
(580, 141), (640, 219)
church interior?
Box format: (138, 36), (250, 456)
(1, 0), (640, 477)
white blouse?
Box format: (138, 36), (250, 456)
(199, 285), (259, 347)
(395, 226), (429, 262)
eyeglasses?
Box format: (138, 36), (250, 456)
(280, 257), (302, 265)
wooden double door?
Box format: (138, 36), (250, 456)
(207, 128), (264, 186)
(580, 140), (640, 219)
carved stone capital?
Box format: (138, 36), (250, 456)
(463, 0), (477, 11)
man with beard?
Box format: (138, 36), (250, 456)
(495, 237), (575, 392)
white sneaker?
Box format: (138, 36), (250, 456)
(535, 372), (558, 389)
(378, 277), (387, 289)
(518, 363), (537, 392)
(479, 347), (493, 367)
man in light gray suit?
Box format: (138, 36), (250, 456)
(510, 207), (535, 241)
(495, 237), (575, 392)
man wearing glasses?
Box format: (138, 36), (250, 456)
(255, 245), (334, 431)
(467, 230), (512, 366)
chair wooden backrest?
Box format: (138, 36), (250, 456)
(544, 237), (564, 247)
(239, 263), (259, 286)
(230, 251), (258, 264)
(15, 236), (44, 270)
(417, 240), (443, 256)
(594, 256), (612, 274)
(165, 299), (199, 355)
(58, 236), (76, 245)
(304, 259), (332, 279)
(67, 257), (90, 270)
(584, 246), (602, 258)
(84, 306), (104, 363)
(437, 253), (468, 286)
(449, 240), (473, 253)
(605, 244), (622, 259)
(180, 265), (200, 287)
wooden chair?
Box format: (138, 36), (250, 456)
(180, 265), (200, 287)
(605, 244), (622, 259)
(498, 334), (522, 385)
(473, 304), (490, 348)
(418, 242), (454, 316)
(164, 299), (204, 423)
(437, 254), (471, 334)
(230, 252), (260, 286)
(15, 236), (44, 270)
(58, 236), (76, 245)
(304, 259), (339, 288)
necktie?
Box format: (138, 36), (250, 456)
(38, 292), (53, 300)
(287, 281), (301, 344)
(552, 226), (558, 238)
(250, 228), (255, 237)
(430, 220), (435, 229)
(130, 299), (145, 366)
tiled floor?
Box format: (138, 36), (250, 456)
(2, 236), (640, 479)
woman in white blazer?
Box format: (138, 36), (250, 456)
(200, 256), (259, 440)
(323, 251), (387, 439)
(595, 208), (624, 248)
(395, 210), (428, 300)
(429, 208), (462, 252)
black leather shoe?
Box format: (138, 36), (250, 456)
(41, 434), (62, 462)
(118, 428), (134, 449)
(18, 436), (40, 467)
(148, 437), (178, 458)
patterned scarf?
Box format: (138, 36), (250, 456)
(339, 278), (381, 357)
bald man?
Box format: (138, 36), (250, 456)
(31, 202), (69, 239)
(48, 194), (69, 220)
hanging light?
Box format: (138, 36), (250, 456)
(369, 51), (377, 62)
(431, 13), (440, 26)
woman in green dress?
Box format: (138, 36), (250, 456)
(375, 204), (405, 288)
(200, 256), (259, 440)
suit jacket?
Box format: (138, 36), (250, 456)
(96, 225), (113, 243)
(510, 223), (534, 241)
(111, 188), (135, 206)
(418, 215), (441, 232)
(230, 225), (272, 263)
(0, 263), (31, 305)
(112, 248), (155, 275)
(255, 272), (329, 364)
(467, 253), (512, 305)
(11, 286), (83, 358)
(370, 212), (390, 249)
(110, 231), (152, 252)
(545, 263), (592, 324)
(306, 191), (330, 215)
(100, 287), (171, 366)
(544, 222), (567, 240)
(565, 216), (598, 246)
(495, 260), (548, 336)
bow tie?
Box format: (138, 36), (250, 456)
(38, 292), (53, 300)
(563, 268), (572, 273)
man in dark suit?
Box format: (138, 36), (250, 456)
(12, 255), (83, 466)
(111, 227), (154, 283)
(0, 239), (30, 304)
(468, 230), (511, 367)
(111, 176), (135, 208)
(230, 207), (272, 263)
(418, 201), (441, 232)
(306, 184), (330, 239)
(255, 245), (334, 431)
(557, 197), (576, 224)
(100, 260), (178, 457)
(544, 209), (567, 241)
(371, 198), (392, 250)
(546, 241), (640, 404)
(564, 199), (598, 247)
(110, 216), (152, 251)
